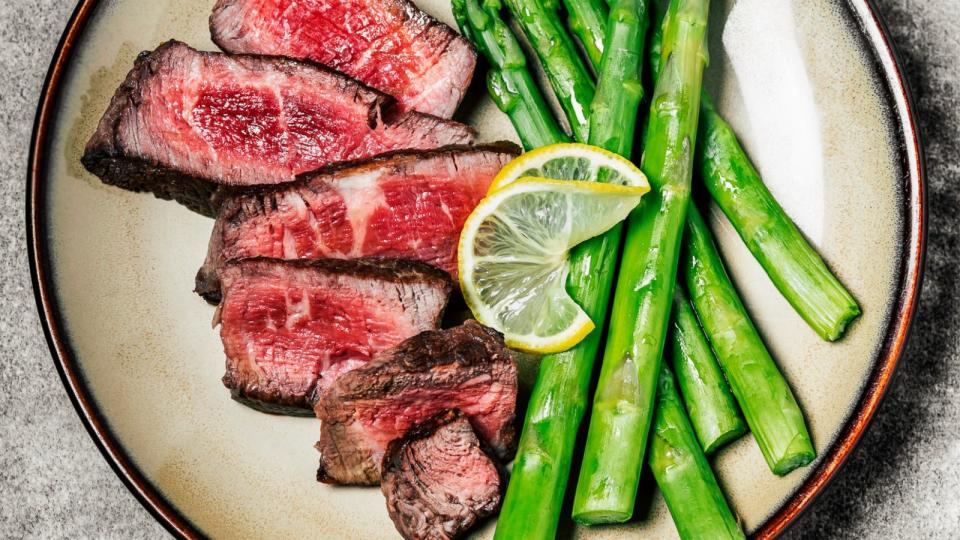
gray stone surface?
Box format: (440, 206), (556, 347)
(0, 0), (956, 538)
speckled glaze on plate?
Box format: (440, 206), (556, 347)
(28, 0), (923, 538)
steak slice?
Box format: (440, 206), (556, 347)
(195, 143), (520, 302)
(315, 321), (517, 485)
(81, 40), (476, 217)
(210, 0), (476, 118)
(218, 258), (451, 414)
(381, 410), (503, 540)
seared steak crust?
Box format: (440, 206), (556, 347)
(218, 258), (451, 414)
(194, 143), (520, 302)
(381, 410), (503, 540)
(315, 321), (517, 485)
(81, 40), (476, 217)
(210, 0), (476, 118)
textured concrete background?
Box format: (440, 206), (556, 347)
(0, 0), (957, 538)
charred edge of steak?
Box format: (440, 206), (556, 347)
(381, 410), (504, 540)
(195, 270), (223, 305)
(211, 142), (519, 205)
(223, 256), (455, 290)
(226, 386), (318, 416)
(345, 320), (509, 377)
(80, 151), (228, 218)
(219, 141), (518, 201)
(293, 141), (518, 186)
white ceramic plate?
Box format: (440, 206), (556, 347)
(28, 0), (924, 538)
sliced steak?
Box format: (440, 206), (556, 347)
(381, 410), (502, 540)
(210, 0), (476, 118)
(195, 143), (519, 302)
(315, 321), (517, 485)
(81, 40), (476, 216)
(218, 258), (451, 414)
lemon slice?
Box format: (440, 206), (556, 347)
(459, 177), (647, 353)
(489, 142), (649, 192)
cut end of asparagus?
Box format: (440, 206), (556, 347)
(702, 422), (749, 455)
(571, 509), (633, 525)
(819, 303), (862, 342)
(771, 448), (817, 476)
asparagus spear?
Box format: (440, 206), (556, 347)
(587, 0), (649, 154)
(649, 9), (860, 341)
(650, 366), (746, 540)
(496, 0), (652, 536)
(670, 286), (747, 454)
(453, 0), (570, 150)
(649, 365), (746, 540)
(684, 204), (816, 475)
(560, 0), (609, 71)
(697, 99), (860, 341)
(572, 0), (709, 523)
(504, 0), (596, 142)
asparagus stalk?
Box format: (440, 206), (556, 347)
(649, 9), (860, 341)
(560, 0), (609, 71)
(494, 265), (615, 539)
(504, 0), (596, 142)
(496, 0), (653, 535)
(572, 0), (709, 523)
(649, 365), (746, 540)
(587, 0), (649, 155)
(670, 286), (747, 454)
(684, 204), (816, 475)
(697, 98), (860, 341)
(453, 0), (570, 150)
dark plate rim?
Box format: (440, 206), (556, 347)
(26, 0), (925, 538)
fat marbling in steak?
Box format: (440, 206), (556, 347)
(381, 410), (503, 540)
(194, 143), (520, 302)
(217, 258), (451, 414)
(81, 40), (475, 216)
(315, 321), (517, 485)
(210, 0), (476, 118)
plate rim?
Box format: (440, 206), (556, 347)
(26, 0), (925, 538)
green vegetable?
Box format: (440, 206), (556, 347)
(586, 0), (650, 155)
(684, 204), (816, 475)
(670, 286), (747, 454)
(503, 0), (596, 142)
(649, 9), (860, 342)
(697, 97), (860, 340)
(572, 0), (710, 524)
(452, 0), (570, 150)
(561, 0), (609, 71)
(649, 365), (746, 540)
(495, 0), (652, 534)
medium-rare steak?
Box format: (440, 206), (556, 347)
(195, 143), (520, 302)
(381, 410), (503, 540)
(315, 321), (517, 485)
(210, 0), (476, 118)
(218, 258), (451, 414)
(81, 40), (476, 216)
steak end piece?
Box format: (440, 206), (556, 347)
(210, 0), (477, 118)
(381, 410), (503, 540)
(218, 258), (452, 414)
(194, 143), (520, 303)
(315, 321), (517, 485)
(81, 40), (475, 217)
